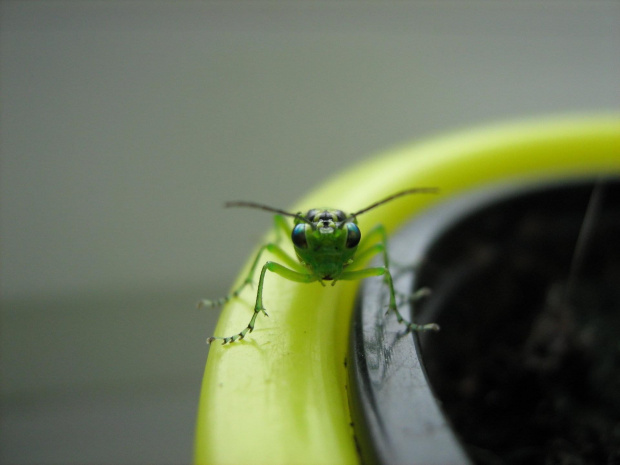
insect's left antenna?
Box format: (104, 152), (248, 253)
(225, 201), (312, 223)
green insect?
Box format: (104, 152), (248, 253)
(199, 188), (440, 344)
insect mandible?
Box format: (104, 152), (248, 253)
(199, 188), (440, 344)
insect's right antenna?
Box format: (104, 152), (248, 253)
(348, 187), (439, 220)
(225, 201), (312, 224)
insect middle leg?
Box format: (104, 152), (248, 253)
(208, 261), (317, 344)
(353, 224), (427, 277)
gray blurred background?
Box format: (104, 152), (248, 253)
(1, 2), (618, 464)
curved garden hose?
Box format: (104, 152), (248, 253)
(195, 115), (620, 465)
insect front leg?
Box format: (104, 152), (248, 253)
(197, 215), (291, 309)
(339, 267), (439, 332)
(351, 224), (435, 326)
(208, 261), (317, 344)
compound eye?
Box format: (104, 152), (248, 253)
(345, 223), (361, 248)
(292, 224), (309, 249)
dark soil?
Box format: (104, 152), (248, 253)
(419, 181), (620, 465)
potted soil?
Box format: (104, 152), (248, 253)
(349, 178), (620, 464)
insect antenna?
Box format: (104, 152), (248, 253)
(347, 187), (439, 220)
(225, 201), (312, 224)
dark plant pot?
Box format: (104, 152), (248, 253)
(349, 178), (620, 465)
